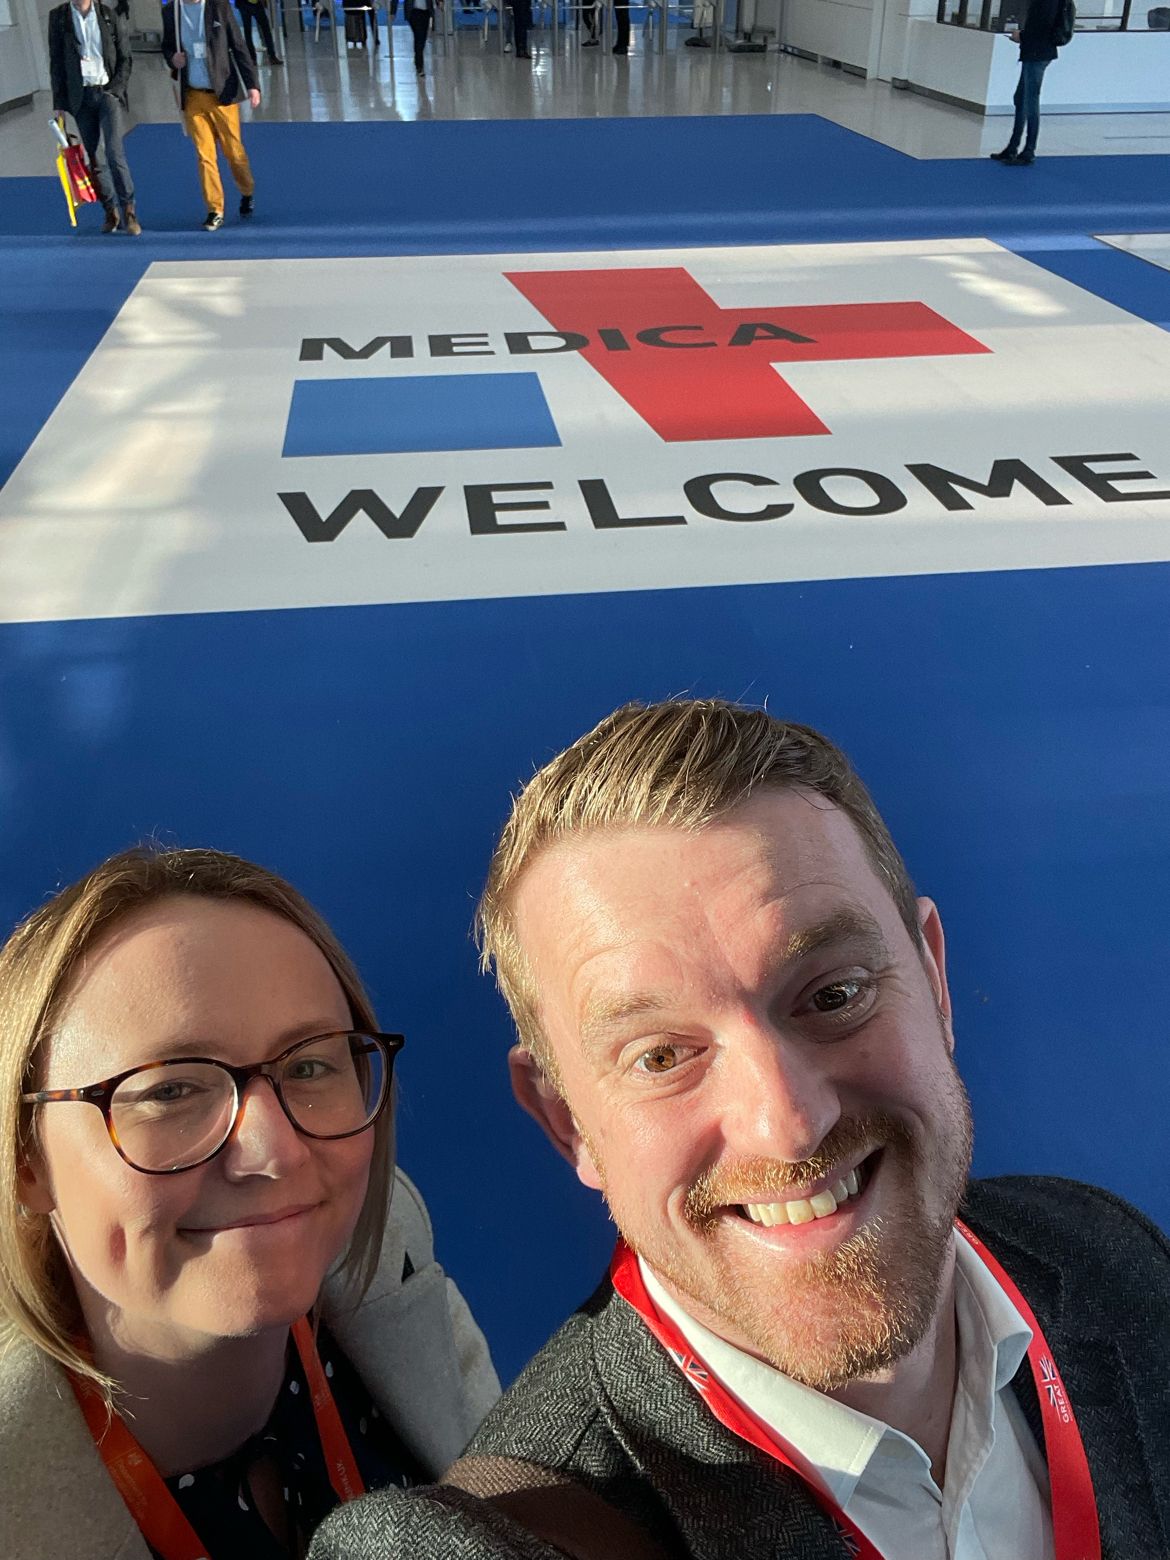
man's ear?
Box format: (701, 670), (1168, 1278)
(917, 896), (954, 1049)
(509, 1045), (603, 1192)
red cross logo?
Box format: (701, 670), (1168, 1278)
(506, 266), (990, 441)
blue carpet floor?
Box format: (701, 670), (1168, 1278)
(3, 112), (1169, 1380)
(4, 115), (1170, 487)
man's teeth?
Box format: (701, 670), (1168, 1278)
(743, 1167), (861, 1227)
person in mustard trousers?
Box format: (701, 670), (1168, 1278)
(162, 0), (261, 230)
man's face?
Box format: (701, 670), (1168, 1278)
(509, 790), (973, 1390)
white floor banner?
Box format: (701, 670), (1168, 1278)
(2, 238), (1169, 623)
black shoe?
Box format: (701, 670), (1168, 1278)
(268, 52), (284, 63)
(1011, 150), (1035, 164)
(516, 48), (532, 56)
(989, 146), (1017, 161)
(239, 194), (255, 217)
(612, 43), (627, 52)
(202, 210), (224, 231)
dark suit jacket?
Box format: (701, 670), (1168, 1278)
(48, 0), (131, 116)
(311, 1176), (1170, 1560)
(1020, 0), (1062, 61)
(161, 0), (259, 108)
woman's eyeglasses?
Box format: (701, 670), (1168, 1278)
(22, 1031), (403, 1175)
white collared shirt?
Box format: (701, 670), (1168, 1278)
(70, 0), (109, 87)
(640, 1237), (1055, 1560)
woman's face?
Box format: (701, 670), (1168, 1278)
(22, 896), (377, 1351)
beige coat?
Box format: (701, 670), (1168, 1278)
(0, 1169), (500, 1560)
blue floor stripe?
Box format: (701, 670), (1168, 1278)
(999, 234), (1170, 331)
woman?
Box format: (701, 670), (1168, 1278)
(0, 845), (499, 1560)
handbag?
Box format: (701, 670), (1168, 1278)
(51, 116), (98, 226)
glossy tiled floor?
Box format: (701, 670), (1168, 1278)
(4, 19), (1170, 176)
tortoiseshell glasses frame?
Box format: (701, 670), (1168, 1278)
(21, 1030), (404, 1175)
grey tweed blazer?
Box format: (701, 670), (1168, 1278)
(312, 1176), (1170, 1560)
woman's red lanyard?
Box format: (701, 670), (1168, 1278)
(69, 1316), (365, 1560)
(611, 1221), (1101, 1560)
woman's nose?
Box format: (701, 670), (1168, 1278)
(222, 1075), (311, 1177)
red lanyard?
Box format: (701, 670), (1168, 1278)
(69, 1317), (366, 1560)
(611, 1221), (1100, 1560)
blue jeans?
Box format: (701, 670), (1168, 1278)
(1010, 59), (1049, 154)
(74, 85), (135, 208)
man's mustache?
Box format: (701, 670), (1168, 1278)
(684, 1112), (915, 1226)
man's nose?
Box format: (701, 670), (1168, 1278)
(717, 1019), (842, 1165)
(223, 1075), (311, 1178)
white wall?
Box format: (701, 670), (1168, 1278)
(0, 0), (50, 105)
(904, 16), (996, 102)
(783, 0), (875, 71)
(875, 0), (937, 81)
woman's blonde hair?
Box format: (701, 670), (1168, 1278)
(0, 845), (393, 1405)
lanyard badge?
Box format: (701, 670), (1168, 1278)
(70, 1318), (366, 1560)
(611, 1222), (1101, 1560)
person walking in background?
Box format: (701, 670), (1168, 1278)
(48, 0), (140, 234)
(235, 0), (284, 66)
(512, 0), (532, 57)
(991, 0), (1067, 165)
(406, 0), (440, 75)
(163, 0), (261, 230)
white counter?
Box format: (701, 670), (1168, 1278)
(904, 19), (1170, 113)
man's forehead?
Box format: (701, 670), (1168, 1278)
(516, 790), (880, 919)
(511, 792), (901, 1016)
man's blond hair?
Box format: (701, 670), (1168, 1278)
(476, 699), (921, 1078)
(0, 845), (393, 1409)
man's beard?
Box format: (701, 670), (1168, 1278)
(590, 1054), (974, 1392)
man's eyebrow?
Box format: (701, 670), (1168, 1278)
(576, 909), (893, 1055)
(578, 991), (675, 1055)
(781, 907), (894, 968)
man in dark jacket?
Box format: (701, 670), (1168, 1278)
(48, 0), (139, 234)
(310, 698), (1170, 1560)
(161, 0), (261, 230)
(235, 0), (284, 66)
(991, 0), (1066, 165)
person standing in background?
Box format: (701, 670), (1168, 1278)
(48, 0), (140, 234)
(611, 0), (630, 52)
(343, 0), (381, 49)
(991, 0), (1065, 165)
(235, 0), (284, 66)
(512, 0), (532, 58)
(162, 0), (261, 230)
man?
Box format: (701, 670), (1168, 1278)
(511, 0), (532, 60)
(991, 0), (1066, 166)
(162, 0), (261, 231)
(48, 0), (139, 235)
(405, 0), (440, 75)
(611, 0), (630, 53)
(313, 699), (1170, 1560)
(235, 0), (284, 66)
